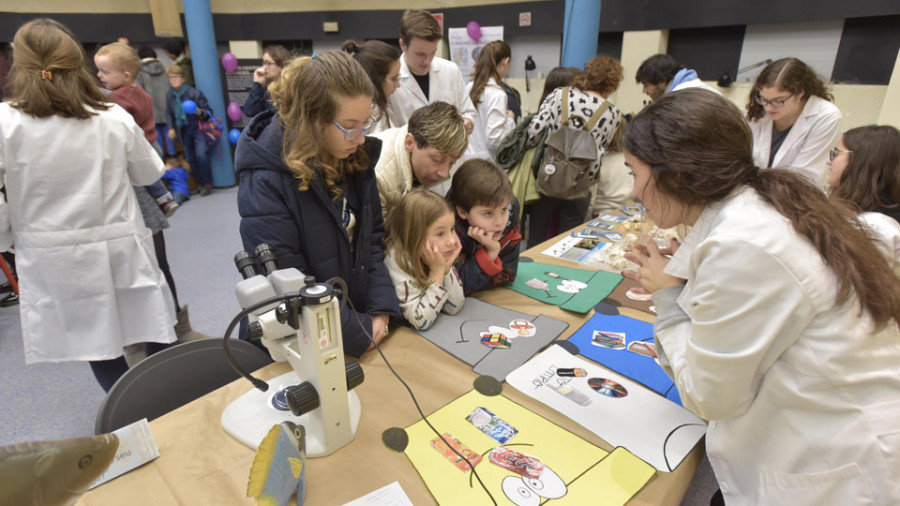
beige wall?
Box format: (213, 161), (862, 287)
(878, 48), (900, 129)
(2, 0), (546, 14)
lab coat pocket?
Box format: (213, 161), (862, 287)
(758, 463), (875, 506)
(863, 399), (900, 497)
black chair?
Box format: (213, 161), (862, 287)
(95, 338), (273, 434)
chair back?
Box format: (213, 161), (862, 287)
(95, 339), (272, 434)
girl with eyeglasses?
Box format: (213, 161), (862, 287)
(243, 44), (290, 118)
(746, 57), (841, 188)
(235, 51), (401, 356)
(826, 125), (900, 271)
(624, 89), (900, 506)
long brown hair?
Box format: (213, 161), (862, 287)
(746, 57), (833, 121)
(469, 41), (510, 106)
(6, 18), (110, 119)
(539, 66), (578, 106)
(386, 188), (455, 288)
(623, 88), (900, 329)
(342, 39), (400, 126)
(268, 51), (374, 198)
(831, 126), (900, 213)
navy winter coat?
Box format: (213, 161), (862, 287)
(235, 110), (401, 357)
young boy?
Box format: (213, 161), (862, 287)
(447, 159), (522, 295)
(161, 157), (190, 205)
(165, 65), (214, 196)
(95, 42), (178, 216)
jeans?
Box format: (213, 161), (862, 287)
(156, 123), (176, 156)
(180, 124), (212, 187)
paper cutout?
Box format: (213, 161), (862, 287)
(481, 332), (511, 349)
(431, 433), (482, 472)
(414, 298), (568, 381)
(506, 261), (622, 313)
(506, 346), (706, 471)
(592, 330), (626, 350)
(403, 390), (655, 505)
(567, 313), (681, 405)
(466, 407), (518, 444)
(509, 320), (536, 337)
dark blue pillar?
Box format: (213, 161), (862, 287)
(182, 0), (235, 187)
(561, 0), (602, 69)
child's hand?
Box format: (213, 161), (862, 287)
(468, 226), (501, 260)
(422, 240), (447, 282)
(253, 67), (267, 85)
(167, 128), (176, 140)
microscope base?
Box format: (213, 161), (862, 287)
(221, 371), (361, 456)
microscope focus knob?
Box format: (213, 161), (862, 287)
(285, 382), (320, 417)
(247, 321), (263, 341)
(345, 361), (365, 391)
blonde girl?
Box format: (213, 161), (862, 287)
(0, 18), (176, 391)
(236, 50), (401, 356)
(384, 188), (464, 330)
(826, 125), (900, 270)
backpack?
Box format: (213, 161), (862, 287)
(198, 113), (223, 146)
(534, 87), (611, 200)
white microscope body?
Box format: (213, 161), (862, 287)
(221, 246), (362, 457)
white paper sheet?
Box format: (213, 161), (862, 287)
(341, 481), (414, 506)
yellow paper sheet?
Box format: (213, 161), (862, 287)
(404, 390), (655, 505)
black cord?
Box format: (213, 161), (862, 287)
(222, 291), (300, 391)
(339, 282), (498, 506)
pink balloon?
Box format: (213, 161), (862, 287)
(466, 21), (482, 42)
(221, 52), (238, 73)
(227, 102), (243, 122)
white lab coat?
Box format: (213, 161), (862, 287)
(671, 78), (722, 95)
(652, 186), (900, 506)
(750, 95), (842, 189)
(0, 103), (176, 363)
(385, 55), (477, 128)
(465, 78), (515, 161)
(859, 211), (900, 272)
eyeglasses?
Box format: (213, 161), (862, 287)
(332, 120), (375, 141)
(829, 146), (854, 162)
(262, 61), (277, 67)
(755, 92), (795, 108)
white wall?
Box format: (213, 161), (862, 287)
(737, 20), (845, 83)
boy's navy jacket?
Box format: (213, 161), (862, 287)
(235, 110), (401, 357)
(165, 85), (210, 131)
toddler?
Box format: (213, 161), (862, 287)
(384, 188), (464, 330)
(94, 42), (178, 217)
(447, 159), (522, 295)
(161, 156), (190, 205)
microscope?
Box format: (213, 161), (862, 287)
(220, 244), (363, 457)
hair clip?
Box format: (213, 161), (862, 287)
(41, 69), (53, 80)
(311, 53), (318, 59)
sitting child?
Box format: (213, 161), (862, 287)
(384, 188), (464, 330)
(94, 42), (178, 217)
(446, 159), (522, 295)
(161, 156), (191, 205)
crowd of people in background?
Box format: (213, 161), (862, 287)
(0, 8), (898, 506)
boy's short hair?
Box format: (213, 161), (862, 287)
(166, 64), (184, 77)
(635, 54), (683, 85)
(400, 9), (442, 46)
(450, 159), (513, 212)
(136, 46), (157, 60)
(96, 42), (141, 78)
(163, 155), (181, 167)
(407, 101), (468, 160)
(163, 39), (185, 57)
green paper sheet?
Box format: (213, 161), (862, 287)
(507, 261), (623, 313)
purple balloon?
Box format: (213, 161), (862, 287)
(466, 21), (482, 42)
(221, 52), (238, 74)
(227, 102), (243, 122)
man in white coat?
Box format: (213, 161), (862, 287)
(635, 54), (721, 102)
(373, 101), (468, 222)
(385, 9), (476, 133)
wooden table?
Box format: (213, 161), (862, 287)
(78, 232), (702, 506)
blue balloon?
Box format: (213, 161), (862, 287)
(181, 99), (198, 115)
(228, 128), (241, 145)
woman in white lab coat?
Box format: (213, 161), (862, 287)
(747, 57), (841, 188)
(826, 125), (900, 271)
(623, 89), (900, 506)
(465, 41), (516, 161)
(0, 19), (176, 391)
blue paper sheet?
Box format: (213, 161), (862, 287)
(566, 313), (682, 405)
